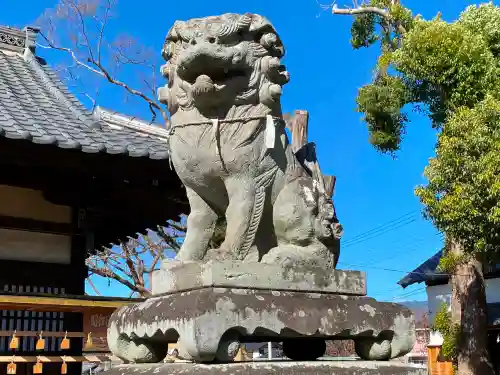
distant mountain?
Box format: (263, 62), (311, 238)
(400, 300), (428, 310)
(400, 300), (429, 328)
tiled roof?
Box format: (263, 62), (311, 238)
(0, 31), (171, 160)
(397, 251), (447, 288)
(398, 250), (500, 288)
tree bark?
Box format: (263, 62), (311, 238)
(450, 241), (494, 375)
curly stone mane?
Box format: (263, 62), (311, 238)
(158, 13), (290, 117)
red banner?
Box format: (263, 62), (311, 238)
(82, 309), (112, 352)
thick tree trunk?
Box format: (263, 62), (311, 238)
(450, 241), (494, 375)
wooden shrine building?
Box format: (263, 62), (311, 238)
(0, 25), (185, 374)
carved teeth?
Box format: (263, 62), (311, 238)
(193, 74), (215, 95)
(195, 74), (213, 84)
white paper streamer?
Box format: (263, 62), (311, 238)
(265, 115), (275, 149)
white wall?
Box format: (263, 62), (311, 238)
(485, 278), (500, 303)
(426, 283), (452, 324)
(427, 279), (500, 323)
(426, 279), (500, 346)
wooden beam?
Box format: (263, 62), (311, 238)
(0, 137), (175, 183)
(0, 295), (133, 312)
(287, 109), (338, 198)
(0, 260), (87, 288)
(0, 331), (86, 338)
(0, 215), (73, 235)
(289, 110), (309, 153)
(0, 355), (119, 363)
(324, 175), (337, 197)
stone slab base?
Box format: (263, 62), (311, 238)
(107, 287), (415, 363)
(152, 260), (366, 296)
(103, 361), (427, 375)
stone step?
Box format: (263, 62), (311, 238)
(102, 361), (427, 375)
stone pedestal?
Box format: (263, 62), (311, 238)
(103, 361), (427, 375)
(152, 260), (366, 295)
(107, 262), (415, 364)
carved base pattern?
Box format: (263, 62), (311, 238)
(107, 287), (415, 363)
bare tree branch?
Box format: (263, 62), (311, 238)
(85, 220), (187, 297)
(89, 267), (151, 297)
(82, 92), (97, 111)
(37, 34), (105, 77)
(331, 4), (407, 34)
(36, 0), (170, 125)
(97, 0), (112, 63)
(36, 0), (190, 297)
(86, 277), (102, 296)
(67, 0), (95, 61)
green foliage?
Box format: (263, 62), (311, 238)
(351, 13), (378, 49)
(393, 17), (499, 124)
(342, 2), (500, 262)
(349, 1), (414, 52)
(339, 3), (500, 371)
(348, 2), (500, 152)
(437, 251), (468, 274)
(389, 3), (414, 33)
(459, 3), (500, 57)
(356, 76), (409, 153)
(434, 303), (460, 360)
(416, 96), (500, 257)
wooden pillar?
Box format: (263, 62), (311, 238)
(286, 110), (337, 198)
(324, 175), (336, 198)
(65, 207), (88, 374)
(428, 345), (454, 375)
(287, 110), (309, 153)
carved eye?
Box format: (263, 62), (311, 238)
(208, 37), (216, 44)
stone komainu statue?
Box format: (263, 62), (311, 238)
(158, 13), (343, 268)
(105, 14), (416, 366)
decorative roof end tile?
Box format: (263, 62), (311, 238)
(0, 25), (40, 55)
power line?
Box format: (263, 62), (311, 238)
(363, 230), (439, 252)
(369, 285), (427, 301)
(342, 211), (423, 249)
(350, 233), (444, 268)
(392, 288), (427, 301)
(337, 261), (465, 278)
(372, 286), (404, 295)
(342, 210), (418, 247)
(343, 218), (418, 248)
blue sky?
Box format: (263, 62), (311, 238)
(1, 0), (480, 301)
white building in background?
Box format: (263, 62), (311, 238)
(398, 251), (500, 372)
(244, 342), (283, 360)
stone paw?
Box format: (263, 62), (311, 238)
(214, 330), (241, 362)
(354, 337), (392, 361)
(112, 334), (168, 363)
